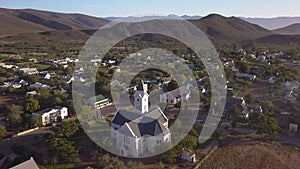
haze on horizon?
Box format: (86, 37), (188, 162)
(1, 0), (300, 18)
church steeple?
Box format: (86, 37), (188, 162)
(137, 79), (147, 92)
(134, 79), (149, 114)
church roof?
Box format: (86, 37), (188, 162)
(112, 110), (141, 126)
(112, 107), (168, 126)
(126, 119), (168, 137)
(117, 122), (136, 137)
(112, 107), (169, 137)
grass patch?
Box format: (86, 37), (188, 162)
(197, 138), (214, 149)
(44, 163), (76, 169)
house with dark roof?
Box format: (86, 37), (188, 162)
(111, 80), (170, 157)
(225, 96), (249, 118)
(236, 73), (256, 81)
(160, 86), (190, 104)
(38, 71), (51, 80)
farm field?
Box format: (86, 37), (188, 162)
(200, 137), (300, 169)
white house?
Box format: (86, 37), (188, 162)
(225, 96), (249, 118)
(256, 55), (266, 61)
(284, 91), (298, 101)
(26, 90), (39, 97)
(107, 59), (116, 64)
(181, 149), (196, 163)
(185, 80), (206, 93)
(32, 106), (68, 126)
(268, 76), (277, 84)
(38, 71), (51, 80)
(236, 73), (256, 81)
(285, 81), (299, 91)
(3, 78), (27, 89)
(30, 82), (50, 89)
(289, 123), (298, 133)
(160, 86), (190, 104)
(44, 59), (57, 65)
(19, 68), (38, 75)
(61, 76), (74, 84)
(111, 80), (171, 157)
(87, 94), (111, 109)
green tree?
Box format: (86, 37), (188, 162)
(20, 74), (39, 84)
(245, 93), (254, 104)
(0, 124), (6, 138)
(260, 101), (274, 114)
(25, 96), (40, 113)
(6, 104), (24, 125)
(179, 135), (198, 150)
(166, 80), (178, 91)
(126, 161), (144, 169)
(47, 137), (78, 164)
(249, 112), (280, 137)
(97, 154), (125, 169)
(54, 121), (79, 138)
(29, 117), (42, 128)
(230, 104), (240, 118)
(237, 61), (250, 73)
(52, 97), (62, 105)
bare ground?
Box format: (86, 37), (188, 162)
(200, 137), (300, 169)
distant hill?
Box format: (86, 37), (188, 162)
(273, 23), (300, 35)
(0, 30), (91, 43)
(189, 14), (272, 43)
(241, 17), (300, 30)
(106, 15), (300, 30)
(0, 8), (108, 37)
(253, 34), (300, 45)
(105, 14), (202, 21)
(0, 8), (298, 46)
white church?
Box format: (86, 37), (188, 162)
(111, 80), (171, 157)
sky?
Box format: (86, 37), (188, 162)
(0, 0), (300, 18)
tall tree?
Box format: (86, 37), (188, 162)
(25, 96), (40, 113)
(249, 112), (280, 137)
(6, 104), (24, 125)
(54, 121), (79, 138)
(47, 137), (78, 164)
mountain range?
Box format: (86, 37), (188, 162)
(0, 8), (300, 45)
(105, 14), (300, 30)
(241, 17), (300, 30)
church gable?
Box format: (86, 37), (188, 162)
(117, 122), (136, 137)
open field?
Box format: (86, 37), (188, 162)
(200, 137), (300, 169)
(0, 94), (25, 106)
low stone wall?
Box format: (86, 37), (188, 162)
(16, 127), (39, 136)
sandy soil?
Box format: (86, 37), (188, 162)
(200, 137), (300, 169)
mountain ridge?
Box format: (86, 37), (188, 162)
(273, 23), (300, 35)
(0, 8), (109, 37)
(0, 7), (299, 45)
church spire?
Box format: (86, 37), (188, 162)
(134, 79), (149, 114)
(137, 79), (147, 92)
